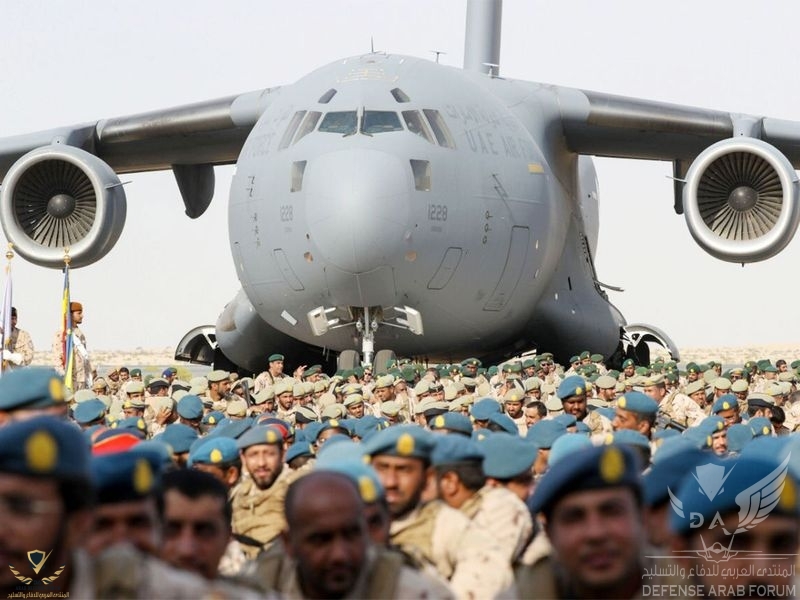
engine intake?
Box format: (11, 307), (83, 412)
(683, 138), (800, 263)
(0, 145), (126, 268)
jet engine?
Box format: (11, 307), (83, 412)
(0, 145), (126, 268)
(683, 138), (800, 263)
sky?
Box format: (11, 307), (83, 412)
(1, 0), (799, 354)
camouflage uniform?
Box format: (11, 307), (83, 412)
(659, 392), (706, 428)
(231, 467), (297, 559)
(52, 325), (91, 390)
(581, 410), (612, 435)
(460, 485), (533, 563)
(389, 499), (513, 599)
(3, 326), (34, 368)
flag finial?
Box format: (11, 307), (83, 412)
(63, 247), (71, 267)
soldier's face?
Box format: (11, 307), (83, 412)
(562, 394), (588, 420)
(374, 387), (391, 402)
(370, 456), (428, 519)
(525, 407), (543, 427)
(643, 385), (666, 402)
(601, 388), (617, 402)
(0, 474), (86, 588)
(71, 310), (83, 325)
(278, 392), (294, 410)
(505, 400), (523, 419)
(284, 481), (368, 598)
(87, 497), (160, 556)
(546, 487), (644, 596)
(270, 360), (284, 374)
(711, 431), (728, 455)
(612, 409), (644, 434)
(160, 490), (230, 580)
(718, 407), (740, 427)
(347, 403), (365, 419)
(242, 445), (283, 489)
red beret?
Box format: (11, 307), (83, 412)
(70, 302), (83, 312)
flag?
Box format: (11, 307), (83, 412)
(0, 266), (11, 377)
(61, 266), (74, 390)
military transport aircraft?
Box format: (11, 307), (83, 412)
(1, 0), (799, 372)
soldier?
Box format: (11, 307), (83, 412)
(274, 380), (296, 424)
(524, 400), (547, 428)
(612, 391), (658, 439)
(158, 469), (235, 581)
(502, 389), (527, 435)
(711, 393), (742, 427)
(557, 376), (612, 435)
(1, 307), (33, 368)
(231, 425), (298, 559)
(508, 444), (653, 598)
(254, 353), (287, 392)
(207, 370), (232, 411)
(258, 471), (454, 599)
(364, 425), (512, 598)
(594, 375), (618, 405)
(52, 300), (91, 390)
(657, 377), (706, 428)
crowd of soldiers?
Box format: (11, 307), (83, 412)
(1, 302), (800, 597)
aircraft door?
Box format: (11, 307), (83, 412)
(483, 226), (529, 311)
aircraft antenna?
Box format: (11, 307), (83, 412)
(430, 50), (446, 63)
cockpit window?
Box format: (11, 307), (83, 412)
(390, 88), (410, 103)
(319, 111), (358, 135)
(278, 110), (306, 150)
(361, 111), (403, 135)
(402, 110), (435, 145)
(294, 111), (322, 143)
(318, 89), (337, 104)
(423, 109), (456, 149)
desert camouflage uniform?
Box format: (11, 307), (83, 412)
(581, 410), (613, 435)
(460, 485), (533, 563)
(4, 326), (33, 368)
(659, 392), (706, 428)
(390, 499), (513, 599)
(52, 325), (91, 390)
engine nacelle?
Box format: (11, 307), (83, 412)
(683, 138), (800, 263)
(0, 145), (126, 268)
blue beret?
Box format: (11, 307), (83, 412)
(711, 394), (738, 414)
(487, 412), (518, 435)
(429, 413), (473, 436)
(481, 434), (537, 479)
(318, 418), (351, 438)
(616, 391), (658, 416)
(748, 417), (773, 438)
(91, 447), (163, 503)
(363, 424), (435, 460)
(470, 398), (502, 421)
(531, 444), (642, 515)
(135, 440), (174, 468)
(317, 433), (355, 453)
(669, 454), (799, 534)
(285, 441), (315, 463)
(548, 433), (593, 467)
(526, 419), (567, 449)
(653, 428), (681, 441)
(595, 407), (617, 422)
(161, 423), (199, 454)
(315, 439), (360, 463)
(115, 416), (148, 437)
(73, 398), (107, 425)
(643, 442), (707, 506)
(609, 429), (651, 451)
(0, 416), (89, 480)
(471, 429), (493, 443)
(188, 436), (239, 467)
(557, 375), (587, 400)
(726, 423), (753, 453)
(0, 367), (67, 411)
(553, 413), (577, 428)
(682, 426), (712, 450)
(177, 395), (204, 420)
(202, 410), (225, 427)
(304, 421), (325, 442)
(575, 421), (591, 434)
(431, 435), (484, 466)
(209, 417), (253, 440)
(237, 425), (284, 450)
(315, 458), (385, 503)
(353, 415), (385, 440)
(697, 416), (725, 436)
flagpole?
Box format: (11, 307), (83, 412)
(0, 244), (13, 376)
(62, 247), (74, 391)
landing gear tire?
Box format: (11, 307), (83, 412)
(374, 349), (397, 373)
(338, 350), (360, 371)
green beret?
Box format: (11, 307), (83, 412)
(684, 380), (706, 396)
(461, 358), (481, 368)
(569, 355), (580, 364)
(590, 354), (603, 362)
(268, 354), (285, 362)
(579, 351), (590, 360)
(622, 359), (635, 369)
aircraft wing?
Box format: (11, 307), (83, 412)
(0, 86), (279, 268)
(558, 87), (800, 165)
(0, 87), (279, 177)
(554, 87), (800, 264)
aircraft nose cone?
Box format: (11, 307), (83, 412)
(305, 149), (411, 274)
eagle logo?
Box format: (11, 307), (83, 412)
(667, 454), (791, 562)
